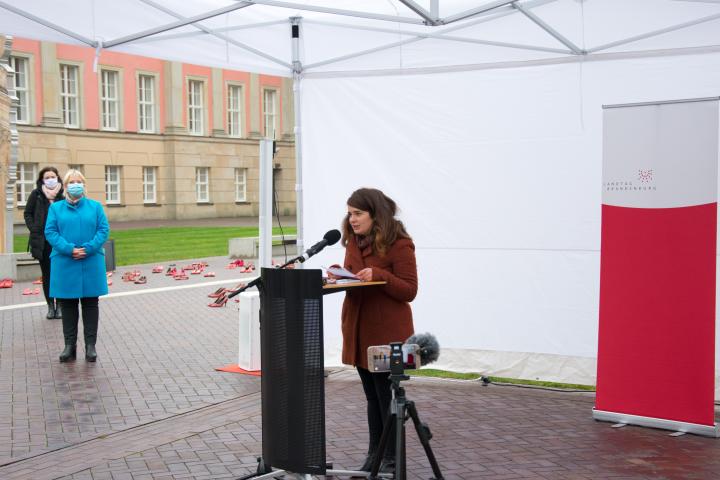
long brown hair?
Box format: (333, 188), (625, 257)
(342, 188), (411, 255)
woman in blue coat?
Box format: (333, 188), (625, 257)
(45, 169), (109, 363)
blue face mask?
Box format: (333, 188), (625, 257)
(44, 177), (58, 188)
(67, 183), (84, 197)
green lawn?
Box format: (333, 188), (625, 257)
(14, 226), (297, 266)
(409, 368), (596, 391)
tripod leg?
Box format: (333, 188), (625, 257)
(395, 397), (407, 480)
(407, 401), (444, 480)
(369, 409), (394, 479)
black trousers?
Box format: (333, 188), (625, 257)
(38, 243), (54, 305)
(59, 298), (99, 346)
(357, 366), (395, 458)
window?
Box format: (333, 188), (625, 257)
(11, 56), (30, 124)
(227, 84), (243, 137)
(105, 166), (121, 204)
(60, 64), (79, 128)
(138, 74), (156, 133)
(263, 89), (277, 139)
(188, 79), (204, 135)
(235, 168), (247, 202)
(16, 163), (37, 206)
(143, 167), (157, 204)
(100, 69), (120, 131)
(195, 167), (209, 203)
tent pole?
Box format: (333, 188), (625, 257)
(291, 17), (305, 263)
(0, 1), (97, 46)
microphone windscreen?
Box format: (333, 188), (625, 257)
(406, 332), (440, 366)
(324, 229), (342, 246)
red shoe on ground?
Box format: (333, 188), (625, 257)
(208, 295), (229, 307)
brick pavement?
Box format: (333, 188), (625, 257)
(2, 257), (720, 479)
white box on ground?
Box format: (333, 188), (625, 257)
(238, 290), (261, 371)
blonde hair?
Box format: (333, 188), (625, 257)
(63, 169), (86, 184)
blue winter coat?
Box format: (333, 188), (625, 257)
(45, 197), (110, 299)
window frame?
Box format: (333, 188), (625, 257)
(262, 88), (278, 140)
(16, 163), (37, 207)
(99, 67), (122, 131)
(104, 165), (122, 205)
(137, 72), (158, 134)
(227, 82), (244, 138)
(142, 166), (157, 204)
(187, 78), (205, 136)
(10, 55), (32, 124)
(195, 167), (210, 203)
(60, 62), (81, 128)
(234, 167), (247, 202)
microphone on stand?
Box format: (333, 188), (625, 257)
(227, 230), (342, 299)
(290, 229), (342, 264)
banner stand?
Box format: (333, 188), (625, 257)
(593, 410), (720, 438)
(596, 97), (720, 438)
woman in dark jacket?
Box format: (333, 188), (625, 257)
(334, 188), (418, 475)
(24, 166), (64, 319)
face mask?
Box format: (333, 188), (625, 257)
(44, 178), (58, 188)
(67, 183), (85, 197)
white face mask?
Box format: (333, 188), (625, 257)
(44, 178), (59, 188)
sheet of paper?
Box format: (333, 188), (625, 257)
(325, 266), (359, 279)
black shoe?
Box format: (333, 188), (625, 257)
(85, 344), (97, 362)
(46, 304), (55, 320)
(380, 458), (395, 475)
(53, 305), (62, 319)
(59, 345), (76, 362)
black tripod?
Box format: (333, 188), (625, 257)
(368, 344), (444, 480)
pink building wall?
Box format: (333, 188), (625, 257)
(11, 38), (284, 136)
(56, 44), (166, 133)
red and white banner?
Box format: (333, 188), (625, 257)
(595, 98), (719, 436)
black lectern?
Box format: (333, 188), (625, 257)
(260, 267), (326, 475)
(240, 268), (391, 479)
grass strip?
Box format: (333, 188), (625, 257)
(14, 226), (297, 267)
(409, 368), (595, 391)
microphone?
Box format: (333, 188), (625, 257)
(406, 333), (440, 366)
(293, 229), (341, 263)
(227, 230), (342, 298)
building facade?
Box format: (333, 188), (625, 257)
(6, 37), (296, 229)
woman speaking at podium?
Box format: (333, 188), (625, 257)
(334, 187), (418, 475)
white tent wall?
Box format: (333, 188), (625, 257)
(299, 51), (720, 397)
(3, 1), (720, 394)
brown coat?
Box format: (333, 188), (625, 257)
(341, 236), (418, 369)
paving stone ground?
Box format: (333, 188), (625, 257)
(1, 255), (719, 479)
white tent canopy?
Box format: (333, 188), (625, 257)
(3, 1), (720, 77)
(3, 1), (720, 390)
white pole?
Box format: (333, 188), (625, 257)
(290, 17), (304, 265)
(258, 139), (274, 269)
(2, 35), (18, 255)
